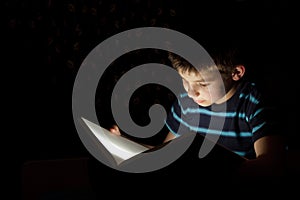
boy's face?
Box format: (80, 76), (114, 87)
(178, 69), (228, 107)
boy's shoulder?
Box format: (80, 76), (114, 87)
(234, 80), (265, 106)
(237, 80), (262, 96)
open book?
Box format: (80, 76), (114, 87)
(80, 117), (246, 171)
(81, 117), (150, 166)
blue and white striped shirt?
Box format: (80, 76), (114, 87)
(165, 81), (279, 159)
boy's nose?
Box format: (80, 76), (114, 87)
(187, 88), (200, 98)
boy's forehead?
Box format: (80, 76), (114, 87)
(178, 68), (219, 82)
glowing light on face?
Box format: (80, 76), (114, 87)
(179, 69), (226, 107)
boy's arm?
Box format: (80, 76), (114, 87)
(109, 126), (176, 148)
(238, 134), (286, 177)
(163, 131), (177, 143)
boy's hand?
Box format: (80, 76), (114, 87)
(109, 125), (121, 136)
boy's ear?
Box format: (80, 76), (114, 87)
(232, 65), (246, 81)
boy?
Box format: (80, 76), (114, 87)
(110, 41), (286, 178)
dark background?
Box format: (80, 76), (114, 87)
(3, 0), (299, 198)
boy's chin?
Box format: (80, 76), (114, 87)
(195, 101), (212, 107)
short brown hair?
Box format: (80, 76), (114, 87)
(168, 42), (245, 80)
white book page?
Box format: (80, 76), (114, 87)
(81, 117), (149, 165)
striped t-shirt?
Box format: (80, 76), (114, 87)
(165, 80), (279, 159)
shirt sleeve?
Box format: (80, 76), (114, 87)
(165, 98), (190, 137)
(248, 89), (283, 142)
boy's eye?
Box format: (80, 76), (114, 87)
(182, 78), (208, 87)
(197, 82), (208, 87)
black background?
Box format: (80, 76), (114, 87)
(3, 0), (299, 198)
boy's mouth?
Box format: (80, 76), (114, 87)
(194, 99), (205, 104)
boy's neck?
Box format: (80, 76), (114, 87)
(215, 83), (239, 105)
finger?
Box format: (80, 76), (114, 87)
(109, 125), (121, 136)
